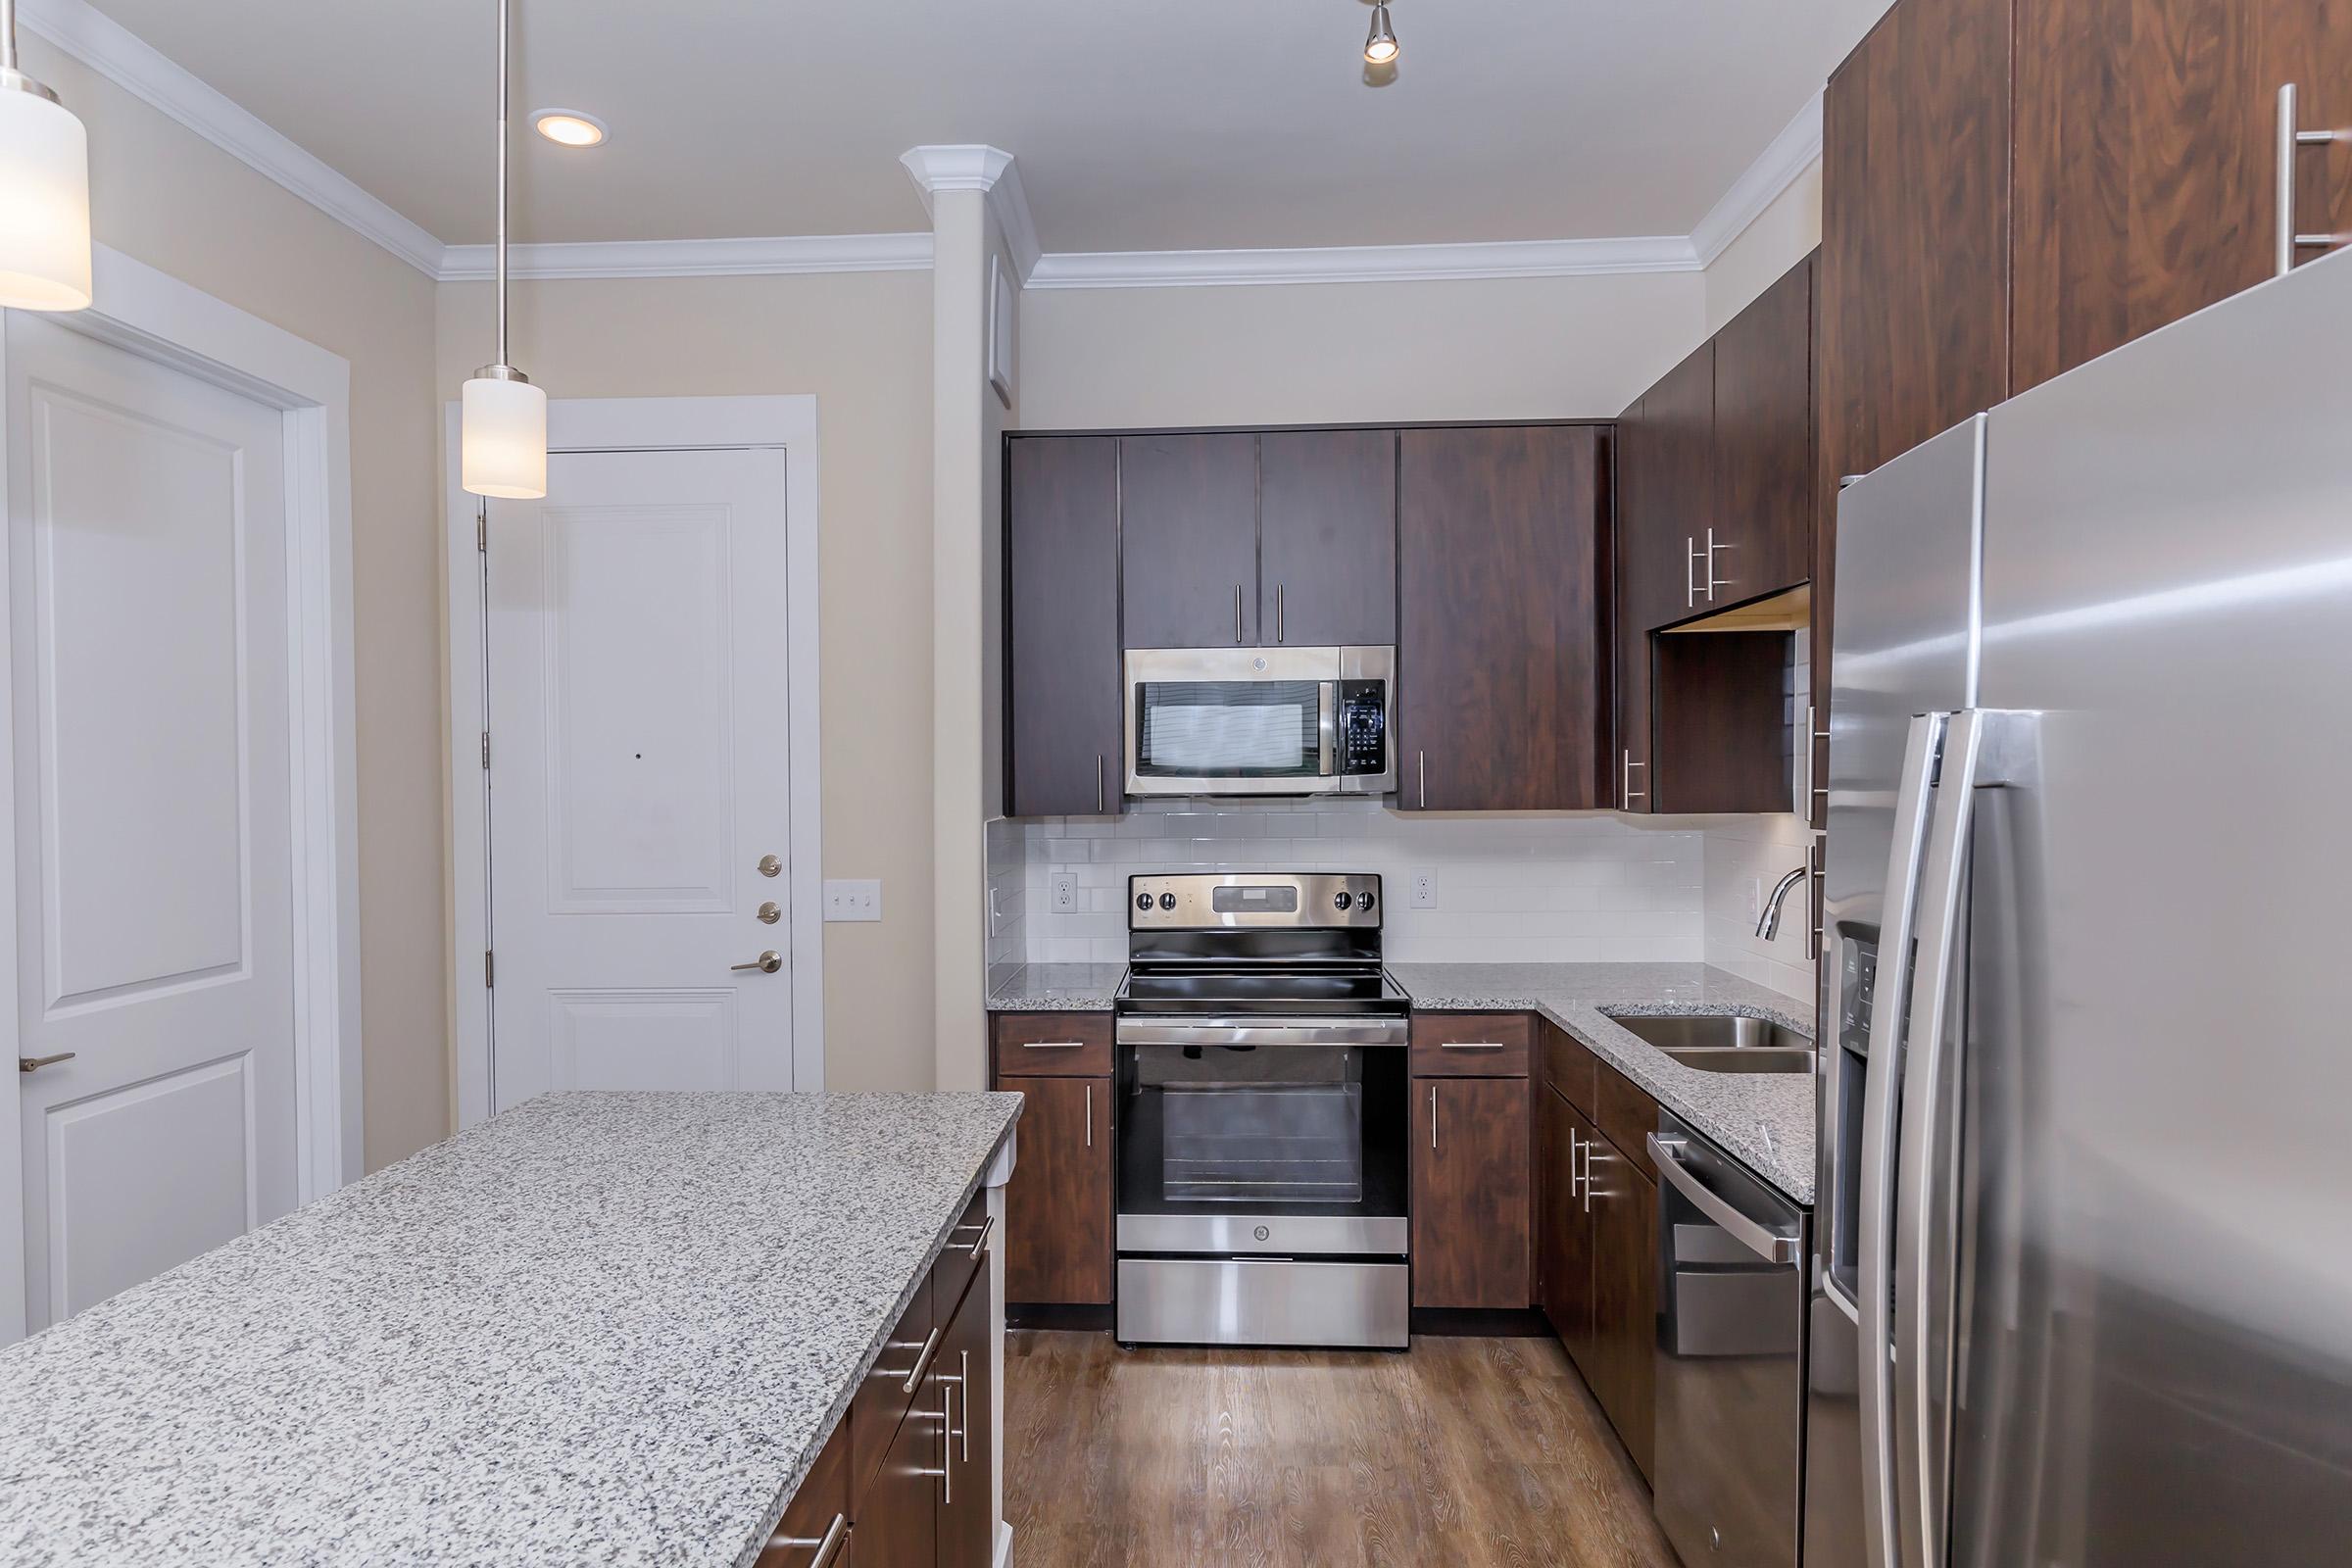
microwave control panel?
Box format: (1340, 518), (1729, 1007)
(1337, 680), (1389, 776)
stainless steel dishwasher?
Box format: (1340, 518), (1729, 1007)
(1649, 1112), (1810, 1568)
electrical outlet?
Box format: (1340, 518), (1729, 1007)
(823, 879), (883, 922)
(1410, 870), (1438, 909)
(1050, 872), (1080, 913)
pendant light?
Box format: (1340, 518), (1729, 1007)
(461, 0), (547, 500)
(0, 0), (92, 312)
(1363, 3), (1400, 66)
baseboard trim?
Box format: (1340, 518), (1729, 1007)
(1408, 1306), (1552, 1339)
(1006, 1302), (1114, 1333)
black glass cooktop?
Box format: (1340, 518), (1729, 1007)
(1116, 965), (1409, 1015)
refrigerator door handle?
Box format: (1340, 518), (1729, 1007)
(1890, 708), (2036, 1568)
(1857, 711), (1946, 1568)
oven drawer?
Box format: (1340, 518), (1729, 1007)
(1116, 1258), (1409, 1348)
(1409, 1012), (1532, 1077)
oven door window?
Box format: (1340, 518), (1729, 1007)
(1134, 680), (1324, 780)
(1119, 1043), (1406, 1218)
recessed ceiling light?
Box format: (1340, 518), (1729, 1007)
(532, 109), (608, 148)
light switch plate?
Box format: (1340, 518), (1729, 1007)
(823, 879), (882, 922)
(1050, 872), (1080, 912)
(1410, 870), (1438, 909)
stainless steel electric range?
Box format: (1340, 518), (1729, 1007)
(1111, 872), (1410, 1349)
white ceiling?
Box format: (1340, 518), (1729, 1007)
(78, 0), (1893, 254)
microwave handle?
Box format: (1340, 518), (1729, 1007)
(1318, 682), (1339, 775)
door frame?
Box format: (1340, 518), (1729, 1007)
(0, 246), (366, 1341)
(443, 396), (825, 1125)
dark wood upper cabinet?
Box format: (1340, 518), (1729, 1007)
(1119, 433), (1259, 650)
(1640, 341), (1716, 629)
(1396, 424), (1611, 811)
(2012, 0), (2352, 395)
(998, 1072), (1112, 1306)
(1257, 429), (1396, 648)
(1612, 398), (1656, 811)
(1410, 1071), (1533, 1310)
(1710, 253), (1816, 603)
(1005, 437), (1122, 816)
(1652, 630), (1794, 815)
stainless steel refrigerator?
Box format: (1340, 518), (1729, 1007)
(1804, 247), (2352, 1568)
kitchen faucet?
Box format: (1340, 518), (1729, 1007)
(1756, 865), (1808, 941)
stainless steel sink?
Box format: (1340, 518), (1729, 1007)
(1608, 1013), (1815, 1074)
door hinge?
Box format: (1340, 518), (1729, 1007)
(484, 950), (494, 988)
(480, 730), (491, 769)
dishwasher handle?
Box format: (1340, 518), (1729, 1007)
(1648, 1134), (1800, 1264)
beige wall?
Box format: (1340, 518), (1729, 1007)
(1703, 159), (1825, 336)
(1017, 270), (1707, 428)
(434, 270), (939, 1095)
(23, 37), (451, 1173)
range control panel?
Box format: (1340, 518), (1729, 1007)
(1128, 872), (1384, 930)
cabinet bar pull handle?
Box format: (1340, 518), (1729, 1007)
(1569, 1129), (1585, 1200)
(1085, 1082), (1094, 1148)
(1622, 750), (1646, 808)
(1686, 535), (1699, 607)
(1418, 750), (1427, 809)
(1097, 754), (1105, 814)
(2278, 84), (2352, 276)
(1276, 582), (1285, 644)
(941, 1383), (956, 1504)
(964, 1212), (995, 1261)
(1234, 583), (1244, 643)
(1022, 1040), (1086, 1049)
(900, 1324), (945, 1393)
(1430, 1084), (1439, 1150)
(770, 1513), (850, 1567)
(1703, 527), (1733, 600)
(1439, 1041), (1505, 1051)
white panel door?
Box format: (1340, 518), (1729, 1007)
(4, 313), (300, 1334)
(486, 447), (797, 1107)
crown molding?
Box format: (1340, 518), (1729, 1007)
(1025, 234), (1701, 290)
(436, 233), (933, 282)
(1689, 91), (1824, 267)
(900, 144), (1042, 280)
(17, 0), (446, 277)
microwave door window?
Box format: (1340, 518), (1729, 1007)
(1137, 681), (1321, 778)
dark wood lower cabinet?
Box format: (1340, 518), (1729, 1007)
(758, 1413), (852, 1566)
(935, 1264), (996, 1568)
(856, 1392), (943, 1568)
(1000, 1074), (1112, 1305)
(1539, 1086), (1596, 1365)
(1410, 1072), (1532, 1309)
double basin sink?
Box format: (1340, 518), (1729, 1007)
(1607, 1013), (1815, 1074)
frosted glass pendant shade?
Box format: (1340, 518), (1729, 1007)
(0, 87), (92, 312)
(461, 373), (547, 499)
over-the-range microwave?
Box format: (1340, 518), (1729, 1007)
(1123, 646), (1395, 798)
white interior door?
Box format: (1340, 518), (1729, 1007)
(486, 446), (798, 1108)
(4, 312), (301, 1335)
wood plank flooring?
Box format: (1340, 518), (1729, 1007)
(1003, 1332), (1680, 1568)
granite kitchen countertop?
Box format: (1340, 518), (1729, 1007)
(1389, 962), (1817, 1204)
(987, 960), (1127, 1010)
(0, 1091), (1023, 1568)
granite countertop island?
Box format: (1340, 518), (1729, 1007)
(1389, 962), (1817, 1202)
(0, 1091), (1022, 1567)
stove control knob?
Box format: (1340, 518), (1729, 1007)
(1334, 891), (1353, 911)
(1358, 890), (1376, 911)
(1158, 893), (1178, 911)
(1136, 892), (1154, 911)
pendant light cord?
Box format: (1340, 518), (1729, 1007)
(495, 0), (511, 368)
(2, 0), (22, 74)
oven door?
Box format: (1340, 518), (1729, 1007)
(1124, 647), (1339, 796)
(1114, 1017), (1409, 1257)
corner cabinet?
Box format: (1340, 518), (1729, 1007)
(1004, 438), (1122, 816)
(1396, 426), (1612, 811)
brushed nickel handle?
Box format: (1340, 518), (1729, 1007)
(18, 1053), (74, 1074)
(1276, 582), (1285, 644)
(941, 1382), (956, 1503)
(758, 854), (782, 877)
(1622, 749), (1646, 807)
(769, 1512), (849, 1567)
(732, 951), (783, 974)
(962, 1212), (996, 1260)
(1686, 536), (1699, 607)
(2278, 84), (2351, 275)
(1085, 1083), (1094, 1148)
(1704, 527), (1733, 599)
(1234, 583), (1244, 643)
(1568, 1129), (1586, 1200)
(958, 1348), (972, 1460)
(756, 901), (782, 925)
(1429, 1084), (1439, 1151)
(1022, 1040), (1085, 1050)
(900, 1324), (945, 1394)
(1418, 750), (1427, 809)
(1439, 1041), (1505, 1051)
(1097, 754), (1105, 814)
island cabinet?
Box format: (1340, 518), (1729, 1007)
(1535, 1018), (1661, 1483)
(991, 1012), (1113, 1306)
(1004, 436), (1122, 817)
(1395, 425), (1613, 812)
(1408, 1013), (1534, 1309)
(759, 1412), (852, 1566)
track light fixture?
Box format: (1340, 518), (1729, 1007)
(1363, 3), (1400, 66)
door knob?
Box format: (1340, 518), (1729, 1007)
(757, 854), (782, 877)
(18, 1053), (74, 1073)
(756, 901), (782, 925)
(732, 951), (783, 974)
